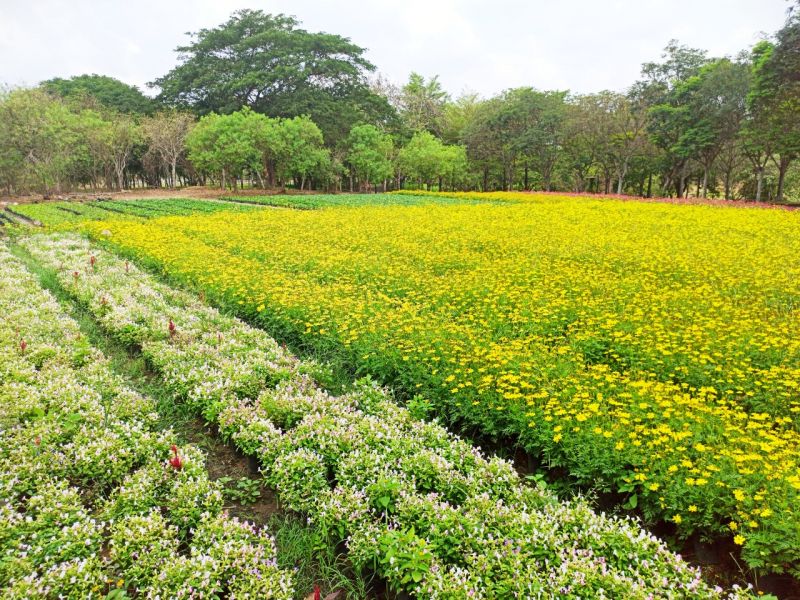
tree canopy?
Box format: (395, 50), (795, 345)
(43, 74), (154, 115)
(151, 10), (393, 146)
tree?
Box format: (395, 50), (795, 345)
(142, 111), (194, 188)
(186, 110), (261, 190)
(748, 7), (800, 202)
(275, 116), (330, 190)
(0, 88), (80, 194)
(109, 115), (142, 190)
(344, 124), (393, 191)
(152, 10), (391, 146)
(397, 131), (448, 189)
(42, 74), (154, 115)
(441, 92), (481, 145)
(399, 73), (450, 136)
(641, 42), (710, 197)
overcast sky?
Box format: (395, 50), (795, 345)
(0, 0), (791, 98)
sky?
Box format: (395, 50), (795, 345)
(0, 0), (791, 98)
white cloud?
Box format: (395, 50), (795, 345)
(0, 0), (790, 97)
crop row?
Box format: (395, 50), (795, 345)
(17, 232), (747, 599)
(0, 243), (294, 598)
(10, 198), (257, 226)
(76, 201), (800, 576)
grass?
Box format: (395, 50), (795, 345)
(268, 514), (375, 600)
(220, 193), (493, 209)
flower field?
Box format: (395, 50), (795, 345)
(9, 231), (750, 598)
(77, 194), (800, 577)
(0, 243), (294, 598)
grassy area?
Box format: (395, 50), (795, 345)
(9, 198), (260, 226)
(220, 193), (492, 209)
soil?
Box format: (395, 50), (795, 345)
(0, 185), (317, 205)
(182, 418), (281, 526)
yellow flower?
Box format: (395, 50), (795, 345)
(734, 534), (745, 545)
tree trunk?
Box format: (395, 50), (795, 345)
(755, 167), (763, 202)
(524, 165), (529, 190)
(775, 155), (791, 203)
(724, 171), (732, 200)
(616, 159), (628, 195)
(700, 167), (708, 198)
(171, 160), (177, 189)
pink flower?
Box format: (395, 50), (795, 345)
(169, 444), (183, 470)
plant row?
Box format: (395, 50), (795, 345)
(0, 243), (294, 598)
(18, 232), (754, 599)
(220, 193), (486, 210)
(10, 198), (257, 227)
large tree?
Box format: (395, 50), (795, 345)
(152, 10), (393, 146)
(141, 111), (194, 188)
(640, 41), (710, 197)
(748, 7), (800, 203)
(399, 73), (450, 136)
(42, 74), (154, 115)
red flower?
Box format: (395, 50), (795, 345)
(89, 255), (96, 270)
(314, 585), (321, 600)
(168, 319), (177, 337)
(19, 339), (27, 354)
(169, 444), (183, 470)
(72, 271), (79, 282)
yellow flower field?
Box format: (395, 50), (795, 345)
(84, 195), (800, 574)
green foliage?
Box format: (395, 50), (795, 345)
(220, 193), (485, 209)
(217, 476), (262, 505)
(344, 124), (393, 188)
(152, 9), (393, 146)
(397, 131), (467, 189)
(186, 108), (330, 189)
(42, 74), (154, 115)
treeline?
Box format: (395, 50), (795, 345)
(1, 7), (799, 201)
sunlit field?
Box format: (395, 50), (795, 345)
(76, 193), (800, 577)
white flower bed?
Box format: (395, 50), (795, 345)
(0, 243), (294, 598)
(19, 233), (754, 599)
